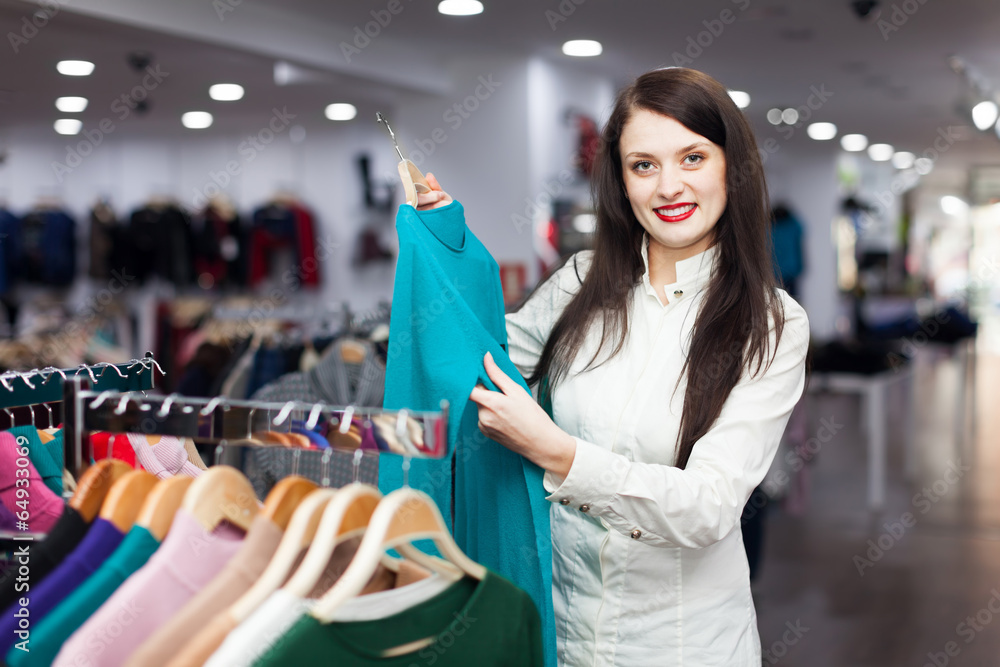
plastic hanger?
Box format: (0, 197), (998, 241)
(261, 475), (317, 531)
(376, 112), (431, 208)
(182, 465), (260, 533)
(281, 483), (384, 598)
(69, 460), (133, 523)
(98, 470), (159, 533)
(311, 487), (484, 622)
(226, 487), (338, 622)
(136, 475), (194, 541)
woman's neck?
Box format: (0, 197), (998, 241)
(646, 235), (714, 304)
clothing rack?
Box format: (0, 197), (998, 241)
(0, 354), (161, 420)
(61, 376), (448, 484)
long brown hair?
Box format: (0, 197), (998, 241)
(525, 67), (784, 470)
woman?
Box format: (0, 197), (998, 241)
(420, 67), (809, 666)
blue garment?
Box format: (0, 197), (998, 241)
(0, 518), (124, 657)
(0, 208), (18, 294)
(10, 210), (76, 286)
(379, 201), (555, 666)
(770, 214), (804, 284)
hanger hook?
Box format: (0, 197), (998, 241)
(94, 362), (127, 379)
(113, 394), (133, 416)
(291, 448), (301, 477)
(247, 406), (257, 438)
(273, 401), (297, 428)
(77, 364), (98, 384)
(339, 405), (356, 434)
(41, 367), (67, 385)
(3, 406), (14, 427)
(402, 456), (411, 488)
(42, 402), (54, 429)
(157, 393), (179, 418)
(16, 371), (35, 390)
(200, 396), (225, 417)
(375, 112), (406, 162)
(305, 402), (325, 431)
(89, 390), (116, 410)
(0, 373), (14, 393)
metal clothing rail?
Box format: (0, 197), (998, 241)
(0, 354), (162, 424)
(61, 376), (448, 479)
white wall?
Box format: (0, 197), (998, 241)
(764, 139), (841, 340)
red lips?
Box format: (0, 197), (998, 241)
(654, 203), (697, 222)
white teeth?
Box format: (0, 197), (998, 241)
(659, 204), (695, 215)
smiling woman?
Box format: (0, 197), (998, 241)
(438, 67), (811, 666)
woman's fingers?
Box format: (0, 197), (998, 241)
(482, 352), (524, 396)
(415, 172), (452, 210)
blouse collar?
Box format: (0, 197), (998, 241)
(640, 233), (718, 305)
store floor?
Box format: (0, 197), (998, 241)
(754, 343), (996, 666)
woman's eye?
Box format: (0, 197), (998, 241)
(632, 160), (654, 173)
(684, 153), (705, 165)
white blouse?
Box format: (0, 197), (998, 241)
(505, 240), (809, 667)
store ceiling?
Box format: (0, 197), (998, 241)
(1, 0), (999, 178)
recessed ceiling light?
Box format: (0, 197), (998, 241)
(325, 103), (357, 121)
(56, 60), (94, 76)
(914, 157), (933, 175)
(728, 91), (750, 109)
(971, 100), (998, 131)
(55, 96), (88, 113)
(182, 111), (213, 129)
(840, 133), (868, 152)
(891, 151), (915, 169)
(209, 84), (244, 101)
(867, 143), (894, 161)
(438, 0), (483, 16)
(766, 108), (783, 125)
(806, 122), (837, 140)
(54, 119), (82, 135)
(562, 40), (602, 57)
(780, 108), (799, 124)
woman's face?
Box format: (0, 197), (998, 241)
(619, 109), (727, 262)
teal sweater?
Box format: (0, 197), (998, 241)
(379, 201), (555, 666)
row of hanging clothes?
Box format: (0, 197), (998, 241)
(0, 193), (321, 297)
(153, 299), (390, 407)
(0, 465), (542, 667)
(0, 378), (534, 667)
(93, 194), (321, 291)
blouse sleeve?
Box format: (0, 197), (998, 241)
(505, 251), (592, 381)
(544, 295), (810, 549)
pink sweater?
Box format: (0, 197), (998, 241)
(0, 431), (62, 533)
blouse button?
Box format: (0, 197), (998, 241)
(673, 289), (683, 297)
(579, 504), (591, 513)
(631, 529), (642, 539)
(560, 498), (570, 506)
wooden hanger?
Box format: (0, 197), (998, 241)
(136, 475), (195, 541)
(227, 487), (338, 622)
(69, 460), (133, 523)
(375, 113), (432, 208)
(182, 465), (260, 533)
(311, 488), (484, 622)
(99, 470), (159, 533)
(261, 476), (317, 531)
(282, 483), (385, 598)
(339, 339), (368, 365)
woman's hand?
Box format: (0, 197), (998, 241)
(416, 172), (453, 211)
(469, 352), (577, 478)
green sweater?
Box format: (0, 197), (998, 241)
(254, 572), (543, 666)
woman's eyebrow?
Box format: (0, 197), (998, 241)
(623, 143), (711, 160)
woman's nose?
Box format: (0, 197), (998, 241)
(656, 168), (684, 201)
